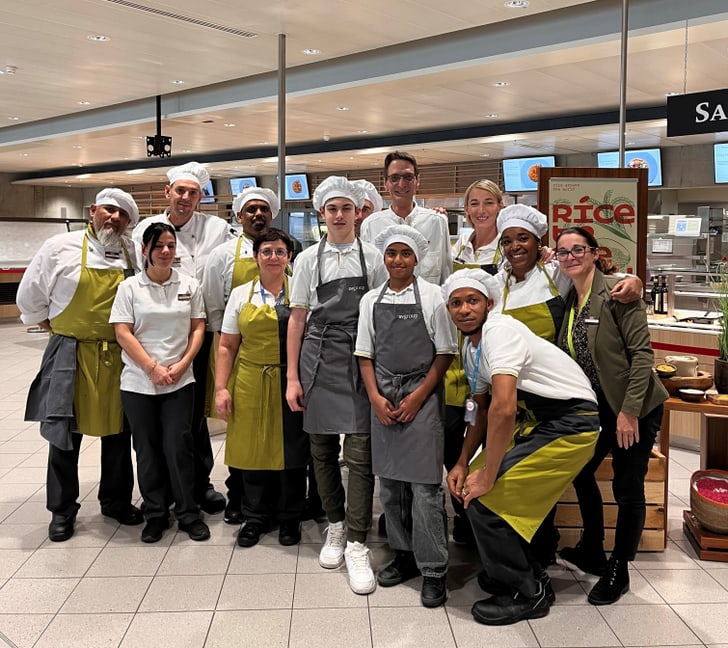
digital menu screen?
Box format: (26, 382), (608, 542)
(502, 156), (556, 193)
(597, 148), (663, 187)
(200, 180), (215, 203)
(285, 174), (310, 201)
(230, 177), (257, 194)
(714, 144), (728, 184)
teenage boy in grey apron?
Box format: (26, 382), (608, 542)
(286, 176), (387, 595)
(356, 224), (457, 608)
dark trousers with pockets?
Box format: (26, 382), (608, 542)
(241, 467), (307, 525)
(191, 331), (216, 501)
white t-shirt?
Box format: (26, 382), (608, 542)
(289, 239), (387, 312)
(132, 210), (237, 283)
(360, 205), (453, 285)
(355, 278), (457, 358)
(463, 313), (595, 404)
(203, 234), (255, 332)
(221, 278), (285, 336)
(490, 260), (570, 312)
(109, 269), (206, 395)
(452, 231), (501, 266)
(17, 229), (140, 325)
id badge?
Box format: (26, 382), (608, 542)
(464, 397), (478, 425)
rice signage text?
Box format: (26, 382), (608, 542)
(667, 89), (728, 136)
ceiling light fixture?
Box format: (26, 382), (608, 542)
(171, 80), (185, 85)
(1, 65), (18, 75)
(337, 106), (350, 111)
(87, 34), (110, 42)
(78, 100), (91, 105)
(72, 145), (83, 149)
(665, 91), (680, 96)
(357, 129), (369, 134)
(302, 48), (321, 55)
(505, 1), (529, 8)
(8, 116), (20, 121)
(223, 123), (236, 127)
(127, 169), (144, 175)
(485, 113), (498, 118)
(493, 81), (511, 87)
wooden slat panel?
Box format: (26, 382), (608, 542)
(560, 481), (665, 505)
(555, 503), (665, 529)
(558, 528), (664, 552)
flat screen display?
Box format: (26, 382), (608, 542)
(597, 148), (663, 186)
(200, 180), (215, 203)
(230, 177), (257, 194)
(502, 156), (556, 192)
(284, 174), (310, 201)
(714, 143), (728, 184)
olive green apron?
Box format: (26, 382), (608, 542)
(49, 227), (132, 437)
(445, 247), (500, 407)
(501, 262), (565, 343)
(225, 278), (307, 470)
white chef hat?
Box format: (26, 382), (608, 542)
(441, 268), (495, 303)
(374, 224), (428, 261)
(313, 176), (365, 210)
(496, 204), (548, 238)
(166, 161), (210, 188)
(352, 179), (383, 212)
(94, 188), (140, 226)
(232, 187), (280, 218)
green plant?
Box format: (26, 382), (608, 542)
(713, 263), (728, 361)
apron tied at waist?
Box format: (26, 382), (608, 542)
(303, 322), (358, 406)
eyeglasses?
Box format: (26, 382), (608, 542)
(258, 248), (288, 258)
(386, 173), (417, 184)
(556, 245), (596, 260)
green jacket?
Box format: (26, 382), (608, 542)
(558, 269), (668, 418)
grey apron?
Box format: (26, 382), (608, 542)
(300, 236), (371, 435)
(370, 278), (444, 484)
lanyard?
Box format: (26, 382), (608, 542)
(260, 284), (286, 306)
(464, 338), (482, 394)
(566, 286), (592, 359)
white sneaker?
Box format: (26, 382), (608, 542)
(344, 541), (376, 594)
(319, 521), (346, 568)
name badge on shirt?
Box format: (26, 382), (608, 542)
(584, 317), (600, 325)
(173, 256), (182, 267)
(464, 397), (478, 425)
(104, 250), (121, 260)
(177, 291), (192, 302)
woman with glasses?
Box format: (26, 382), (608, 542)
(555, 227), (667, 606)
(214, 228), (309, 548)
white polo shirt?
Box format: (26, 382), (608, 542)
(355, 278), (457, 358)
(109, 269), (206, 395)
(221, 279), (285, 336)
(463, 313), (595, 403)
(360, 205), (453, 285)
(132, 210), (237, 283)
(17, 229), (140, 325)
(203, 234), (255, 332)
(452, 231), (501, 266)
(289, 239), (387, 312)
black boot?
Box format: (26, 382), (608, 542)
(559, 537), (607, 576)
(587, 556), (629, 605)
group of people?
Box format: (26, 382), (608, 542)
(18, 150), (666, 627)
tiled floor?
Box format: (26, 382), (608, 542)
(1, 319), (728, 648)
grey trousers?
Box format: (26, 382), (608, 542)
(309, 433), (373, 544)
(379, 478), (448, 577)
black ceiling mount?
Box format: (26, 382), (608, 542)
(146, 95), (172, 158)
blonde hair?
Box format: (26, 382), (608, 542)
(463, 179), (503, 226)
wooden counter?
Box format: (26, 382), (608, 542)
(662, 397), (728, 471)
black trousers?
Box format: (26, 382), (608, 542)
(241, 467), (307, 524)
(191, 331), (217, 501)
(444, 405), (467, 519)
(46, 424), (134, 518)
(467, 499), (542, 598)
(122, 384), (200, 524)
(572, 397), (662, 561)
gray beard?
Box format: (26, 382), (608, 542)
(96, 227), (123, 248)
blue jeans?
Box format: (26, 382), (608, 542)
(379, 478), (448, 577)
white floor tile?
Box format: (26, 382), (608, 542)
(599, 603), (701, 645)
(60, 576), (152, 613)
(206, 610), (291, 648)
(119, 611), (213, 648)
(0, 577), (79, 613)
(156, 543), (234, 576)
(227, 542), (298, 574)
(447, 605), (540, 647)
(0, 613), (54, 648)
(370, 606), (456, 647)
(529, 604), (622, 647)
(138, 574), (224, 612)
(14, 546), (101, 578)
(217, 573), (294, 610)
(672, 603), (728, 644)
(86, 545), (169, 577)
(289, 608), (372, 648)
(640, 568), (728, 603)
(292, 571), (369, 608)
(33, 612), (133, 648)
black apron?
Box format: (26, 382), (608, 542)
(299, 236), (371, 434)
(370, 278), (444, 484)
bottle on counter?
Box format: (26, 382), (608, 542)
(651, 276), (659, 312)
(659, 274), (669, 315)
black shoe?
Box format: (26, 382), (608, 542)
(452, 514), (475, 547)
(588, 556), (629, 605)
(378, 551), (420, 587)
(471, 586), (550, 626)
(278, 521), (301, 546)
(101, 504), (144, 526)
(199, 487), (226, 515)
(223, 503), (244, 525)
(377, 513), (387, 536)
(141, 517), (169, 543)
(48, 513), (76, 542)
(179, 519), (211, 542)
(302, 498), (326, 521)
(237, 521), (265, 547)
(560, 539), (607, 576)
(421, 575), (447, 608)
(477, 570), (555, 605)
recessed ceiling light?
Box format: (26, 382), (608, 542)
(337, 106), (350, 111)
(1, 65), (18, 75)
(492, 81), (511, 87)
(665, 91), (680, 97)
(480, 153), (491, 157)
(87, 34), (110, 42)
(8, 116), (20, 121)
(72, 145), (83, 149)
(127, 169), (144, 175)
(77, 173), (91, 179)
(505, 0), (529, 8)
(302, 48), (321, 55)
(485, 113), (498, 118)
(224, 123), (236, 127)
(182, 149), (192, 153)
(357, 129), (369, 134)
(171, 80), (185, 85)
(78, 100), (91, 105)
(20, 153), (28, 157)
